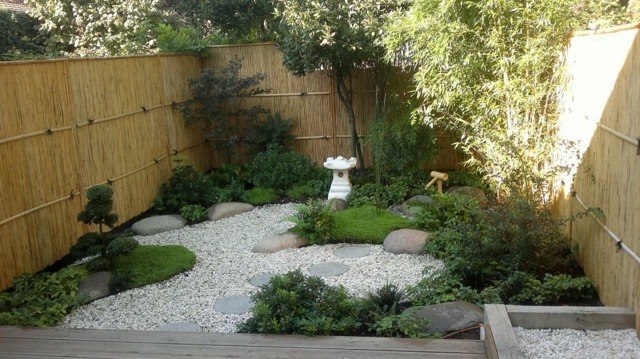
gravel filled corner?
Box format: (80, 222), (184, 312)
(60, 203), (443, 333)
(515, 327), (640, 359)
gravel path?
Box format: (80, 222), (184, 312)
(60, 203), (442, 333)
(515, 327), (640, 358)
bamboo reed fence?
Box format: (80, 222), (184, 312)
(204, 43), (465, 169)
(553, 24), (640, 331)
(0, 54), (209, 290)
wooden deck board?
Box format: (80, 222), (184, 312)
(0, 326), (486, 359)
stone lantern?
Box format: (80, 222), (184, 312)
(323, 156), (357, 200)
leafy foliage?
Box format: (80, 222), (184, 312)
(289, 200), (335, 245)
(330, 206), (414, 244)
(285, 179), (329, 200)
(27, 0), (165, 57)
(155, 24), (217, 55)
(241, 187), (278, 206)
(273, 0), (406, 168)
(167, 0), (276, 42)
(111, 245), (196, 289)
(246, 112), (295, 152)
(240, 270), (361, 336)
(248, 145), (322, 190)
(347, 183), (408, 208)
(0, 9), (48, 60)
(180, 59), (270, 161)
(179, 204), (208, 223)
(414, 193), (480, 232)
(407, 269), (501, 306)
(154, 160), (221, 213)
(382, 0), (629, 200)
(0, 266), (87, 327)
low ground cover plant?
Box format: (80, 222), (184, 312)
(241, 187), (278, 206)
(240, 270), (431, 338)
(414, 195), (596, 306)
(0, 266), (87, 326)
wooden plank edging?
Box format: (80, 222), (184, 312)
(483, 304), (523, 359)
(506, 305), (636, 331)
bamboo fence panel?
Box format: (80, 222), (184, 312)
(204, 43), (462, 169)
(553, 27), (640, 331)
(0, 54), (204, 290)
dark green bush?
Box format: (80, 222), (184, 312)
(407, 269), (501, 306)
(330, 206), (414, 244)
(248, 144), (321, 190)
(179, 204), (208, 223)
(239, 270), (362, 336)
(0, 266), (87, 327)
(154, 161), (221, 213)
(247, 111), (295, 152)
(241, 187), (278, 206)
(105, 237), (139, 258)
(347, 183), (408, 208)
(0, 10), (48, 60)
(289, 200), (334, 244)
(446, 170), (490, 191)
(286, 179), (329, 200)
(414, 193), (480, 232)
(69, 232), (103, 260)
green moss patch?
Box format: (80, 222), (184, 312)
(330, 205), (415, 244)
(111, 245), (196, 288)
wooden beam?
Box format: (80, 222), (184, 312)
(506, 305), (636, 330)
(483, 304), (523, 359)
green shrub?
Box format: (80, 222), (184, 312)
(180, 204), (208, 223)
(370, 313), (432, 338)
(241, 187), (278, 206)
(154, 161), (221, 213)
(155, 24), (215, 56)
(0, 266), (87, 327)
(69, 232), (103, 260)
(347, 183), (408, 208)
(330, 206), (414, 244)
(446, 170), (490, 191)
(239, 270), (362, 336)
(414, 193), (480, 232)
(248, 144), (321, 190)
(537, 274), (596, 304)
(0, 10), (48, 60)
(247, 111), (295, 152)
(105, 237), (139, 258)
(407, 269), (501, 307)
(286, 179), (328, 200)
(111, 245), (196, 289)
(289, 200), (334, 244)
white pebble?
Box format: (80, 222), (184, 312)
(60, 203), (442, 333)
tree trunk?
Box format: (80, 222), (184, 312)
(335, 72), (365, 169)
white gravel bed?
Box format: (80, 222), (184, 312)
(60, 203), (442, 333)
(515, 327), (640, 359)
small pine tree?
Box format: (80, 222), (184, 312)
(77, 185), (118, 235)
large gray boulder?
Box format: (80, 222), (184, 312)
(447, 186), (488, 207)
(207, 202), (254, 221)
(383, 229), (429, 254)
(131, 215), (187, 236)
(77, 271), (113, 302)
(405, 195), (433, 206)
(253, 231), (309, 253)
(402, 301), (484, 335)
(390, 195), (433, 218)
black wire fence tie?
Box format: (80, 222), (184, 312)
(172, 149), (179, 155)
(636, 137), (640, 156)
(616, 241), (623, 253)
(300, 92), (307, 96)
(154, 158), (159, 164)
(69, 190), (75, 199)
(45, 128), (54, 135)
(106, 179), (113, 186)
(88, 118), (94, 125)
(570, 190), (577, 197)
(141, 106), (148, 113)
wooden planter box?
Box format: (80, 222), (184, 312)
(482, 304), (636, 359)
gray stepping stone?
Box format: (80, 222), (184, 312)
(131, 215), (187, 236)
(77, 271), (112, 302)
(213, 295), (254, 314)
(308, 262), (349, 277)
(155, 321), (203, 332)
(333, 247), (370, 258)
(249, 273), (277, 287)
